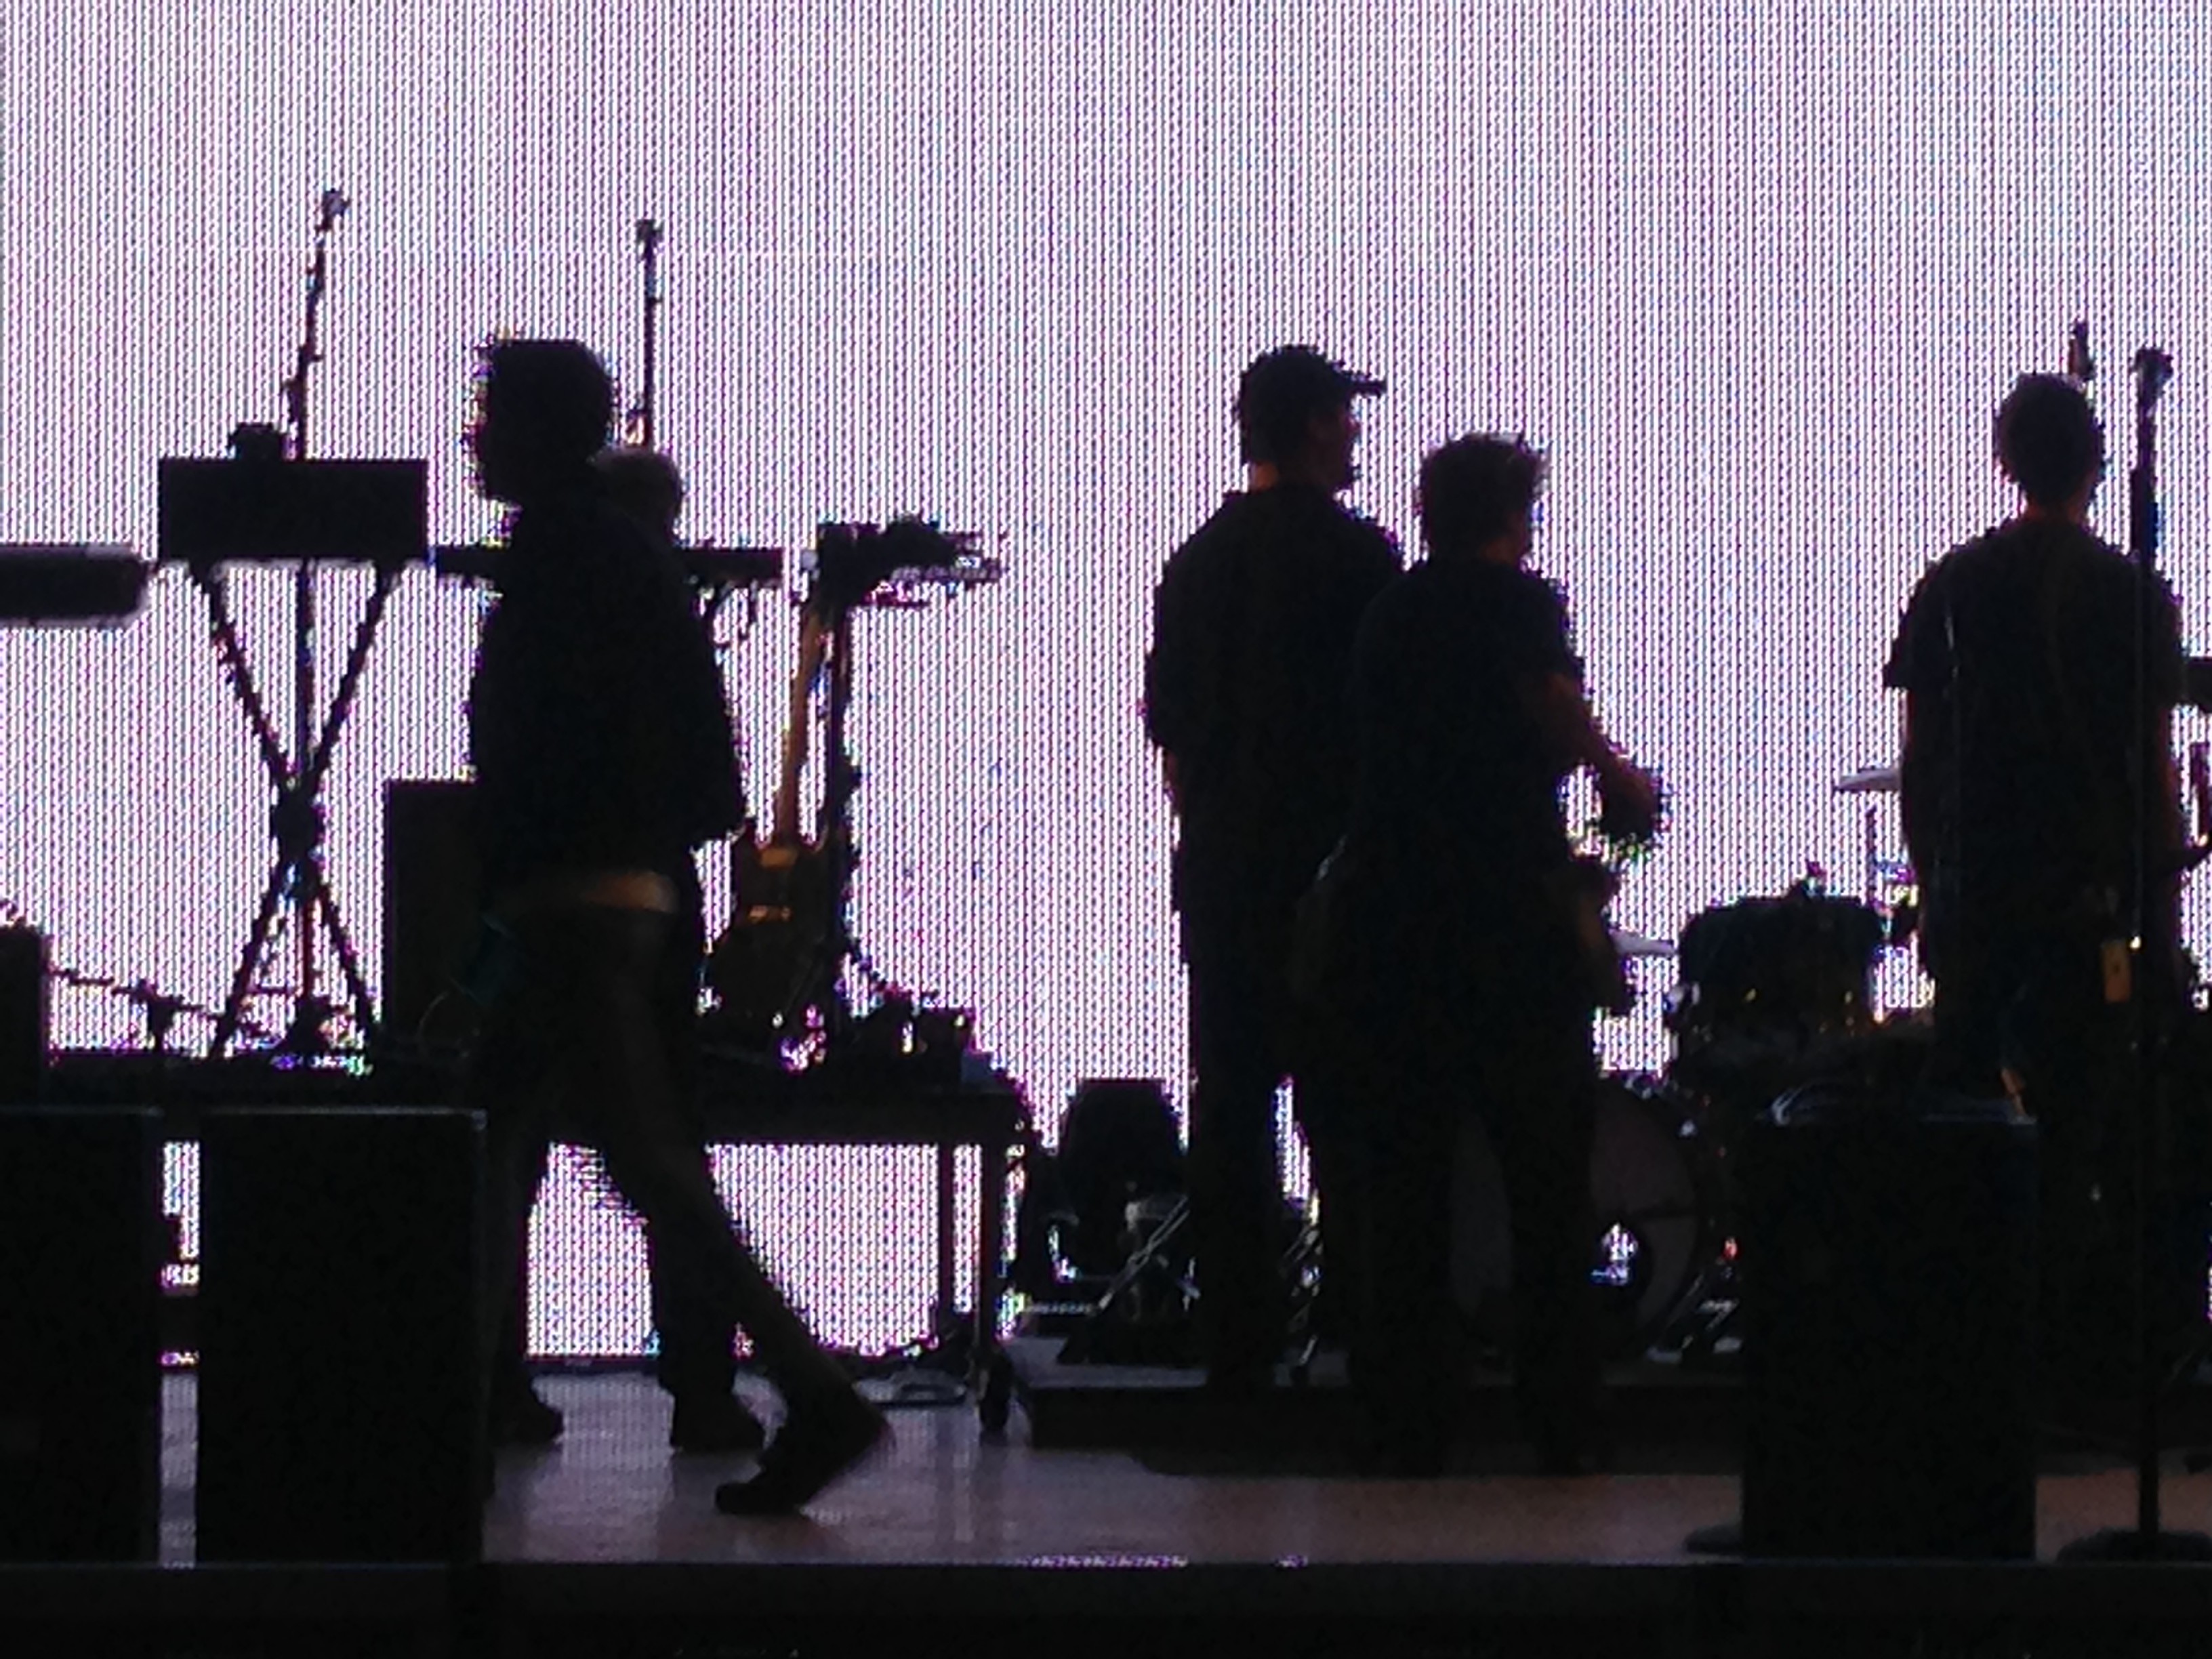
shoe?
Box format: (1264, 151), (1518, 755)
(489, 1381), (565, 1447)
(713, 1396), (888, 1515)
(670, 1391), (768, 1454)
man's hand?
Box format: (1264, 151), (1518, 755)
(1597, 758), (1662, 846)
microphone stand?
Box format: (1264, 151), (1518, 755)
(2057, 344), (2212, 1561)
(196, 188), (388, 1058)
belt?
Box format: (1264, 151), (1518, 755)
(495, 869), (679, 918)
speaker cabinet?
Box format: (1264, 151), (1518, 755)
(196, 1106), (483, 1563)
(382, 779), (480, 1050)
(0, 1107), (161, 1561)
(0, 925), (47, 1104)
(1741, 1086), (2038, 1559)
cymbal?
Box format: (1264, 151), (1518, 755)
(1609, 927), (1677, 960)
(1835, 763), (1901, 795)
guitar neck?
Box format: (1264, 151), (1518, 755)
(768, 607), (830, 842)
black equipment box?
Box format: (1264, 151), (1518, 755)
(0, 924), (45, 1104)
(158, 457), (426, 567)
(0, 1107), (163, 1561)
(382, 779), (481, 1050)
(196, 1106), (484, 1563)
(1741, 1084), (2038, 1559)
(0, 544), (148, 624)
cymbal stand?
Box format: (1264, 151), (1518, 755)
(199, 187), (386, 1059)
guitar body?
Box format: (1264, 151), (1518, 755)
(708, 836), (835, 1040)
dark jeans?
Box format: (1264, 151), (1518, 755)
(487, 893), (735, 1402)
(1179, 894), (1364, 1373)
(1931, 938), (2181, 1396)
(1354, 980), (1601, 1456)
(470, 903), (853, 1415)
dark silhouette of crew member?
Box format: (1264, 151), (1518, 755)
(1885, 371), (2188, 1408)
(481, 436), (758, 1456)
(1338, 435), (1656, 1474)
(465, 339), (884, 1513)
(1143, 345), (1401, 1389)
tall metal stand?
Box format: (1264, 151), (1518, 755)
(2057, 340), (2212, 1562)
(199, 188), (388, 1059)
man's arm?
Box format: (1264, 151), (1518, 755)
(1530, 670), (1659, 839)
(1143, 548), (1200, 813)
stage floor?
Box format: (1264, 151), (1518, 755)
(150, 1369), (2212, 1565)
(0, 1372), (2186, 1654)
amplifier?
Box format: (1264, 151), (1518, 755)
(0, 925), (45, 1103)
(1740, 1085), (2038, 1559)
(197, 1105), (484, 1563)
(382, 779), (481, 1050)
(0, 1107), (163, 1561)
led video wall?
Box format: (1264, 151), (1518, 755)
(7, 1), (2210, 1355)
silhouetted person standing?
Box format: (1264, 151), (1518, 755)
(1886, 372), (2187, 1408)
(1143, 346), (1399, 1388)
(465, 340), (884, 1513)
(1342, 436), (1656, 1474)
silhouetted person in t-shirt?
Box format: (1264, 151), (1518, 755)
(465, 339), (884, 1513)
(1144, 346), (1401, 1389)
(1338, 434), (1656, 1475)
(1885, 371), (2187, 1407)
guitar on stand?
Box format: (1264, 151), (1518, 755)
(707, 520), (1000, 1057)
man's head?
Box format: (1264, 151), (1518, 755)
(1994, 373), (2104, 513)
(1234, 345), (1383, 490)
(1418, 434), (1547, 564)
(592, 445), (687, 540)
(468, 338), (615, 506)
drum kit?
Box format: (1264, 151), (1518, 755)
(1456, 760), (1919, 1368)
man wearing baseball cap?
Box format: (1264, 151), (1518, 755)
(1143, 345), (1399, 1391)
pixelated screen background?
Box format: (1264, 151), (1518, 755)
(4, 2), (2209, 1356)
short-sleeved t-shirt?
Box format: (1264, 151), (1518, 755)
(1347, 556), (1583, 949)
(1883, 517), (2182, 966)
(1144, 485), (1400, 909)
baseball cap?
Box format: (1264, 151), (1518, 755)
(1235, 346), (1386, 424)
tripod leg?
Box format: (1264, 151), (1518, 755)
(210, 856), (292, 1057)
(302, 848), (378, 1045)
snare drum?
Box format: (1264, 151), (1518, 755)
(1454, 1071), (1721, 1361)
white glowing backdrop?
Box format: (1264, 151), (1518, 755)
(5, 1), (2210, 1356)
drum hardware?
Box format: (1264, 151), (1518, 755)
(1054, 1193), (1197, 1366)
(1455, 1072), (1725, 1365)
(1666, 883), (1887, 1098)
